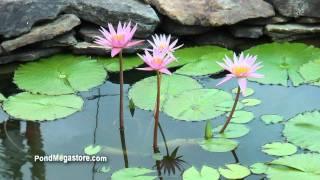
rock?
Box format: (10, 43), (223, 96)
(78, 25), (101, 42)
(67, 0), (159, 38)
(36, 31), (77, 48)
(0, 0), (67, 38)
(145, 0), (275, 27)
(243, 16), (290, 25)
(229, 25), (264, 39)
(265, 24), (320, 41)
(1, 14), (80, 52)
(0, 48), (62, 64)
(160, 17), (211, 36)
(296, 17), (320, 24)
(268, 0), (320, 18)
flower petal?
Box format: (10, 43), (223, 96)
(238, 78), (247, 96)
(111, 48), (122, 57)
(216, 74), (234, 86)
(136, 67), (155, 71)
(159, 68), (172, 75)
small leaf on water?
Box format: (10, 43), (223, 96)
(230, 111), (255, 124)
(241, 98), (261, 107)
(84, 145), (102, 156)
(262, 142), (297, 156)
(218, 164), (251, 179)
(232, 88), (254, 97)
(261, 114), (284, 125)
(183, 166), (220, 180)
(214, 124), (250, 139)
(199, 138), (238, 152)
(250, 163), (268, 174)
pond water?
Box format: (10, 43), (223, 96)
(0, 67), (319, 180)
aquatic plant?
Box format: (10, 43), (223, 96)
(137, 34), (182, 152)
(216, 52), (263, 133)
(94, 22), (143, 130)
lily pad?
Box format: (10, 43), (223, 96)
(3, 92), (83, 121)
(230, 111), (255, 124)
(232, 88), (254, 97)
(250, 163), (268, 174)
(163, 89), (235, 121)
(218, 164), (251, 179)
(199, 138), (238, 152)
(128, 74), (202, 111)
(99, 166), (111, 173)
(84, 145), (102, 155)
(97, 55), (143, 72)
(241, 98), (261, 107)
(244, 43), (320, 86)
(168, 46), (229, 68)
(183, 166), (220, 180)
(261, 115), (284, 125)
(267, 153), (320, 180)
(283, 111), (320, 153)
(214, 124), (250, 138)
(175, 47), (233, 76)
(14, 54), (107, 95)
(111, 167), (156, 180)
(262, 142), (297, 156)
(299, 59), (320, 85)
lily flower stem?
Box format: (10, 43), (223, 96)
(219, 86), (241, 134)
(153, 71), (161, 153)
(119, 51), (124, 130)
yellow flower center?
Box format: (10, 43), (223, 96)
(232, 66), (250, 76)
(113, 34), (125, 41)
(159, 43), (167, 50)
(154, 57), (163, 65)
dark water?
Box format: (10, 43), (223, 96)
(0, 68), (320, 180)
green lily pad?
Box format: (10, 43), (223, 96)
(99, 166), (111, 173)
(3, 92), (83, 121)
(168, 46), (229, 68)
(244, 43), (320, 86)
(199, 138), (238, 152)
(299, 59), (320, 83)
(128, 74), (202, 111)
(267, 153), (320, 180)
(261, 115), (284, 125)
(183, 166), (220, 180)
(250, 163), (268, 174)
(262, 142), (297, 156)
(230, 111), (255, 124)
(175, 47), (233, 76)
(97, 55), (143, 72)
(163, 89), (235, 121)
(214, 124), (250, 138)
(84, 145), (102, 155)
(241, 98), (261, 107)
(218, 164), (251, 179)
(14, 54), (107, 95)
(283, 111), (320, 153)
(0, 93), (6, 102)
(232, 88), (254, 97)
(111, 167), (156, 180)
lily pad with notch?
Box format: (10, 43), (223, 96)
(183, 166), (220, 180)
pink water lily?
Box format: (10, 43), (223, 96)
(147, 34), (183, 56)
(137, 50), (175, 75)
(94, 22), (144, 57)
(216, 52), (264, 96)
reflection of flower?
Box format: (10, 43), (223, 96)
(147, 34), (183, 56)
(94, 22), (143, 57)
(156, 147), (186, 175)
(216, 52), (264, 96)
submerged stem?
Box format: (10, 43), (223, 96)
(119, 51), (124, 130)
(219, 86), (241, 134)
(153, 71), (161, 152)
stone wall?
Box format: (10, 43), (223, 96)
(1, 0), (320, 64)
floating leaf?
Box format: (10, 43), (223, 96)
(111, 167), (156, 180)
(84, 145), (102, 155)
(175, 47), (233, 76)
(128, 75), (202, 111)
(14, 54), (107, 95)
(232, 88), (254, 97)
(283, 111), (320, 153)
(183, 166), (220, 180)
(199, 138), (238, 152)
(262, 142), (297, 156)
(244, 43), (320, 86)
(241, 98), (261, 107)
(230, 111), (254, 124)
(163, 89), (235, 121)
(261, 115), (284, 125)
(3, 92), (83, 121)
(299, 59), (320, 83)
(99, 166), (111, 173)
(0, 93), (6, 102)
(250, 163), (268, 174)
(267, 153), (320, 180)
(218, 164), (251, 179)
(97, 55), (143, 72)
(214, 124), (250, 138)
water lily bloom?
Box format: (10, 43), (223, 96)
(216, 52), (263, 95)
(137, 50), (175, 75)
(148, 34), (183, 56)
(94, 22), (144, 57)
